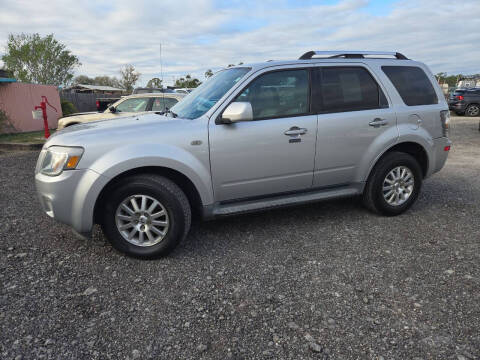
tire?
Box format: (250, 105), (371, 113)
(101, 174), (191, 258)
(363, 152), (422, 216)
(465, 104), (480, 117)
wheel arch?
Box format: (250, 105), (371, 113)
(365, 141), (429, 182)
(93, 166), (203, 225)
(64, 122), (80, 127)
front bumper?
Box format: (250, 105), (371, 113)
(35, 168), (109, 236)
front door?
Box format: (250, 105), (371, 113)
(209, 68), (317, 202)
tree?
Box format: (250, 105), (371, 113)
(174, 74), (201, 88)
(2, 33), (81, 86)
(204, 69), (213, 78)
(94, 75), (121, 88)
(119, 64), (140, 93)
(146, 77), (163, 88)
(73, 75), (95, 85)
(73, 75), (121, 88)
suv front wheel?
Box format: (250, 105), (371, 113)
(101, 174), (191, 258)
(363, 152), (422, 216)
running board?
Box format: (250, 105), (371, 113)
(208, 186), (360, 218)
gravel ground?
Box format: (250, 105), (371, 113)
(1, 116), (479, 360)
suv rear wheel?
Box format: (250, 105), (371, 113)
(363, 152), (422, 216)
(465, 104), (480, 117)
(101, 174), (191, 258)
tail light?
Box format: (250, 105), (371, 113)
(455, 95), (464, 101)
(440, 110), (450, 137)
(96, 100), (100, 110)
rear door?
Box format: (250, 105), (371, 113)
(312, 65), (397, 188)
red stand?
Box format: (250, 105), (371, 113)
(34, 96), (57, 139)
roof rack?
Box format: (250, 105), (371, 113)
(299, 51), (408, 60)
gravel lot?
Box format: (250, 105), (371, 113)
(1, 116), (479, 360)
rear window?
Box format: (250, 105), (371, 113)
(382, 66), (438, 106)
(317, 67), (388, 113)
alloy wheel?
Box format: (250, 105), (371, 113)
(382, 166), (415, 206)
(115, 194), (169, 246)
(466, 105), (480, 116)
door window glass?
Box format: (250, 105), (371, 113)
(236, 69), (309, 120)
(319, 67), (386, 113)
(382, 66), (438, 106)
(115, 98), (149, 112)
(152, 97), (179, 111)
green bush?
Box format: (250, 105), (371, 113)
(61, 100), (78, 116)
(0, 109), (16, 133)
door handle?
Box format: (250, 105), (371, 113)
(284, 126), (307, 136)
(369, 118), (388, 128)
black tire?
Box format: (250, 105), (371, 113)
(101, 174), (191, 258)
(465, 104), (480, 117)
(363, 152), (422, 216)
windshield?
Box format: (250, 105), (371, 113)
(170, 67), (251, 119)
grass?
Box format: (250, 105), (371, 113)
(0, 130), (54, 143)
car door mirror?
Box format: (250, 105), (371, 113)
(109, 106), (117, 113)
(219, 102), (253, 124)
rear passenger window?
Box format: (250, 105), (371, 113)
(382, 66), (438, 106)
(318, 67), (387, 113)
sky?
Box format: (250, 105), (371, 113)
(0, 0), (479, 86)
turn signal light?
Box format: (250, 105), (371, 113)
(66, 155), (80, 169)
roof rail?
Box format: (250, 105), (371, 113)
(299, 51), (408, 60)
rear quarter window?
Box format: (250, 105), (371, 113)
(382, 66), (438, 106)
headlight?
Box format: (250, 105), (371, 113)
(40, 146), (84, 176)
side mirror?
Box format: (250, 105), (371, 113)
(109, 106), (117, 113)
(218, 102), (253, 124)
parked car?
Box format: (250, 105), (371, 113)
(174, 88), (193, 94)
(448, 88), (480, 117)
(95, 97), (122, 112)
(133, 87), (175, 94)
(57, 93), (185, 129)
(36, 50), (451, 258)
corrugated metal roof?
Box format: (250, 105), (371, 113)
(69, 84), (124, 91)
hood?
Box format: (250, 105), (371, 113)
(59, 111), (150, 124)
(46, 113), (187, 148)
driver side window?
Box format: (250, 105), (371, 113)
(236, 69), (310, 120)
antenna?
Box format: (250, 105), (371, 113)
(160, 43), (166, 109)
(159, 43), (164, 85)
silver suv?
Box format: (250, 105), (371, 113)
(35, 51), (451, 258)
